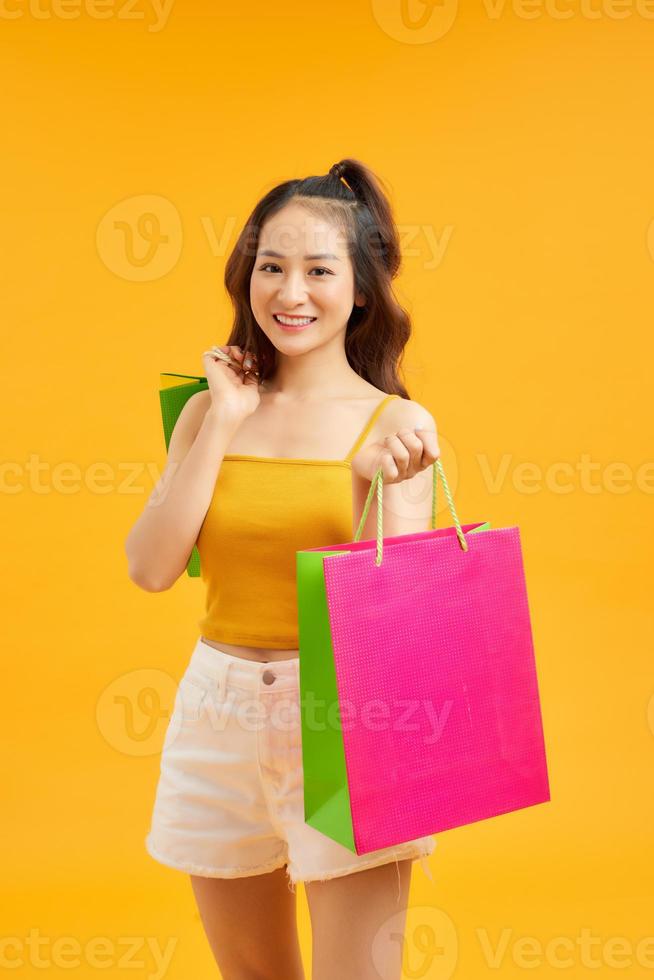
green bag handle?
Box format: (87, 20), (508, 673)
(353, 458), (468, 566)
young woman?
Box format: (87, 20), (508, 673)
(126, 158), (441, 980)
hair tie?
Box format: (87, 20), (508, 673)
(329, 162), (354, 193)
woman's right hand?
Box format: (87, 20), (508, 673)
(201, 345), (262, 421)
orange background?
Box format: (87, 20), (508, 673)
(2, 0), (652, 976)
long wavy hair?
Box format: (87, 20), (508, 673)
(223, 157), (412, 398)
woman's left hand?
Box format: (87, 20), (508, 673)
(350, 426), (440, 485)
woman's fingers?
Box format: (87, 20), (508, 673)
(382, 430), (420, 479)
(381, 449), (399, 481)
(374, 429), (440, 483)
(210, 345), (260, 377)
(414, 427), (440, 463)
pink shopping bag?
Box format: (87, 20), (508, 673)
(298, 459), (550, 855)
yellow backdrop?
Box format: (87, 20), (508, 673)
(2, 0), (652, 976)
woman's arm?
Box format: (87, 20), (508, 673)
(124, 390), (242, 592)
(351, 400), (440, 541)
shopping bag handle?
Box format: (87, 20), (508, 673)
(353, 458), (468, 566)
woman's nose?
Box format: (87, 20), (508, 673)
(277, 271), (308, 303)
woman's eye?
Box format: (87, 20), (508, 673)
(258, 263), (332, 276)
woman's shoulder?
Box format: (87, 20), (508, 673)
(355, 386), (437, 449)
(372, 389), (437, 431)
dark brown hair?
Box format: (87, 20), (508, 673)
(223, 158), (411, 397)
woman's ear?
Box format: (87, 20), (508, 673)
(354, 290), (367, 307)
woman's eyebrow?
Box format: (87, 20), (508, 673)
(257, 250), (342, 261)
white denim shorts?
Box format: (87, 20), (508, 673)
(145, 637), (437, 895)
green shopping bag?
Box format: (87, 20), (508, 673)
(158, 372), (208, 577)
(296, 459), (491, 853)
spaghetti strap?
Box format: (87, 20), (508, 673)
(344, 394), (401, 462)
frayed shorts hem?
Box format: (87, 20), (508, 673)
(145, 835), (289, 880)
(293, 847), (434, 886)
(145, 834), (434, 889)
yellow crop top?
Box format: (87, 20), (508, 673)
(195, 393), (401, 648)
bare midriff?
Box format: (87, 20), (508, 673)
(200, 636), (299, 663)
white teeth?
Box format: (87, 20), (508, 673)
(274, 315), (315, 326)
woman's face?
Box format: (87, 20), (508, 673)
(249, 201), (366, 356)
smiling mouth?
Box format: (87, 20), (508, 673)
(273, 314), (317, 327)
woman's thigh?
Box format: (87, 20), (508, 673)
(190, 866), (306, 980)
(305, 858), (414, 980)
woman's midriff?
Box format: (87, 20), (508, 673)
(200, 635), (299, 663)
